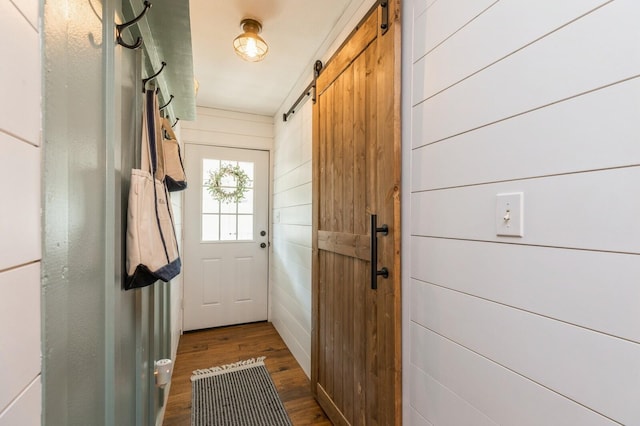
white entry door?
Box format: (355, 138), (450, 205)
(183, 144), (269, 331)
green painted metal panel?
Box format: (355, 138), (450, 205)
(42, 0), (187, 424)
(42, 0), (109, 423)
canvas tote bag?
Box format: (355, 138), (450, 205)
(161, 117), (187, 192)
(125, 90), (181, 290)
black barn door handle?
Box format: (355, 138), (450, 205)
(370, 214), (389, 290)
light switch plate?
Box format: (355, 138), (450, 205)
(496, 192), (523, 237)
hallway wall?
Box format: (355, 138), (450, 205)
(181, 107), (274, 151)
(403, 0), (640, 424)
(41, 0), (125, 423)
(40, 1), (174, 423)
(0, 0), (41, 424)
(271, 101), (314, 376)
(1, 1), (190, 424)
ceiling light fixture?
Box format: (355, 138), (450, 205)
(233, 18), (268, 62)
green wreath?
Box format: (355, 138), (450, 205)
(206, 164), (251, 203)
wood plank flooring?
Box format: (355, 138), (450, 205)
(162, 321), (332, 425)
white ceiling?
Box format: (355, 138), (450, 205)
(189, 0), (357, 117)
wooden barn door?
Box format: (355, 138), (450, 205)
(311, 1), (401, 424)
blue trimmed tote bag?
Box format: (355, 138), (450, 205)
(125, 90), (181, 289)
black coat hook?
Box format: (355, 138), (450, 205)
(159, 95), (174, 111)
(142, 61), (166, 92)
(172, 118), (180, 128)
(116, 1), (151, 49)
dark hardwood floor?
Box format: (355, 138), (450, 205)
(162, 321), (332, 425)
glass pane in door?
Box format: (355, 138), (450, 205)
(201, 158), (255, 242)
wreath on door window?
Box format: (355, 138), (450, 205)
(205, 164), (250, 203)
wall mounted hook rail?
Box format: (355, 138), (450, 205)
(142, 61), (166, 92)
(159, 95), (174, 111)
(116, 1), (152, 49)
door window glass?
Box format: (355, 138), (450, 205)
(201, 159), (254, 241)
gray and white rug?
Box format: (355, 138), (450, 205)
(191, 357), (293, 426)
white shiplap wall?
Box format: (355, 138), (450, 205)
(181, 107), (274, 151)
(271, 102), (314, 376)
(405, 0), (640, 424)
(0, 0), (42, 425)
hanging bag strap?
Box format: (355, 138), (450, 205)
(141, 90), (155, 174)
(152, 92), (166, 181)
(160, 116), (188, 192)
(141, 89), (166, 180)
(161, 117), (179, 141)
(143, 89), (172, 264)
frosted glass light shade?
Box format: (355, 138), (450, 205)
(233, 19), (268, 62)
